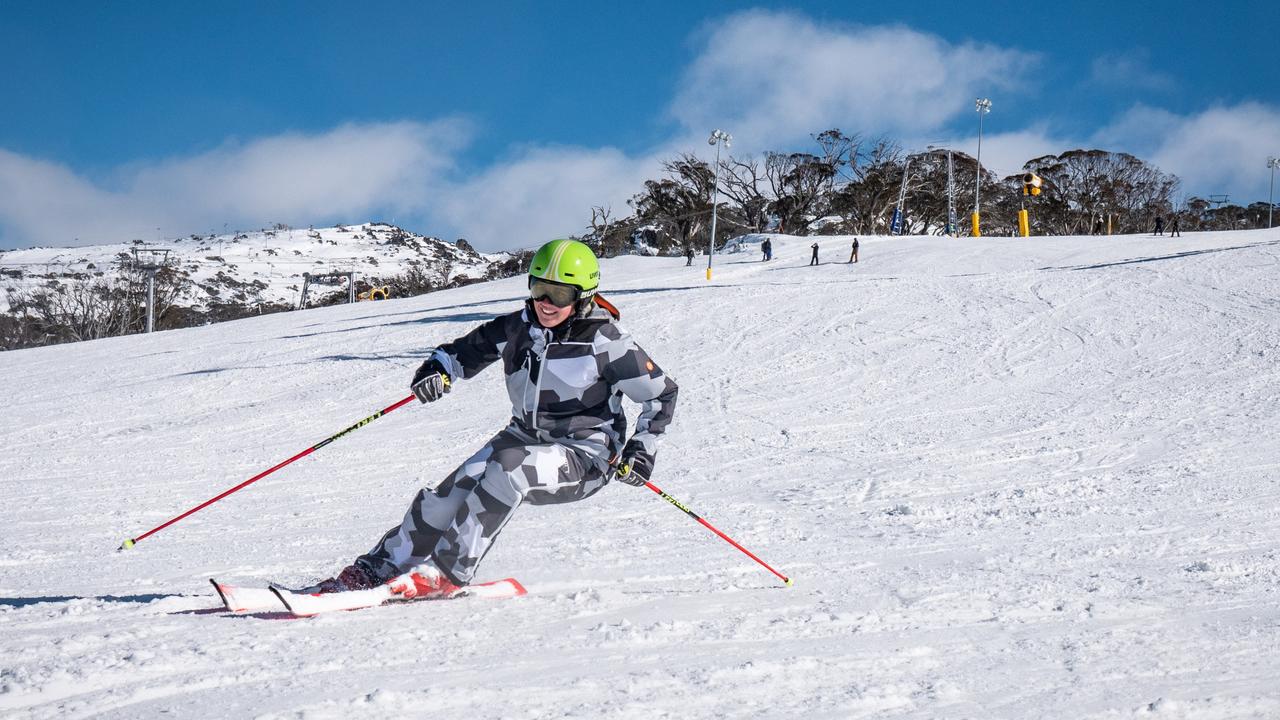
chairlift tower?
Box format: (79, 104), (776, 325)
(891, 156), (912, 235)
(131, 247), (171, 333)
(299, 270), (357, 310)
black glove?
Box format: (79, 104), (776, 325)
(411, 358), (452, 403)
(613, 439), (654, 487)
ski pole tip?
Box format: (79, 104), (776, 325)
(119, 539), (135, 551)
(784, 577), (793, 587)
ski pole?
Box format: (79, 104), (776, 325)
(120, 394), (417, 550)
(644, 480), (792, 586)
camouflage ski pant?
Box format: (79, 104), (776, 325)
(359, 423), (607, 585)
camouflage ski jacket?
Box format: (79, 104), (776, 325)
(426, 301), (678, 472)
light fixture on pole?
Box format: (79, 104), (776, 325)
(1268, 156), (1279, 229)
(706, 129), (731, 281)
(972, 97), (992, 237)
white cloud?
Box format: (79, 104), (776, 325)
(431, 145), (661, 251)
(0, 120), (470, 249)
(669, 10), (1038, 153)
(1096, 102), (1280, 202)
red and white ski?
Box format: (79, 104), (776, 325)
(270, 577), (526, 617)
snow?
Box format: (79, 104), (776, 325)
(0, 222), (504, 313)
(2, 229), (1279, 718)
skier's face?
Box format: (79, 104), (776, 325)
(533, 297), (573, 327)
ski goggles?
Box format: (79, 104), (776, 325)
(528, 277), (582, 308)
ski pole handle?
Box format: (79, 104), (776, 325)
(120, 394), (417, 550)
(643, 480), (792, 587)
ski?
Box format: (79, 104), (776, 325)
(270, 577), (526, 617)
(210, 578), (290, 613)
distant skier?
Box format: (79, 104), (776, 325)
(1170, 216), (1181, 237)
(848, 238), (860, 264)
(685, 246), (695, 266)
(810, 242), (820, 266)
(1092, 218), (1104, 235)
(306, 239), (679, 597)
(761, 238), (770, 262)
(1154, 216), (1165, 236)
(764, 238), (773, 261)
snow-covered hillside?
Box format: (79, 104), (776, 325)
(2, 229), (1278, 718)
(0, 222), (506, 312)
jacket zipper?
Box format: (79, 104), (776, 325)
(527, 334), (551, 430)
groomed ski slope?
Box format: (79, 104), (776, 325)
(2, 230), (1278, 719)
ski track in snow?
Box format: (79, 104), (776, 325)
(2, 231), (1279, 719)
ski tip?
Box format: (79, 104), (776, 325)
(209, 578), (231, 610)
(506, 578), (528, 597)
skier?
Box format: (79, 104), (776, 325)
(307, 239), (679, 597)
(685, 246), (695, 266)
(762, 238), (772, 261)
(1170, 216), (1181, 237)
(809, 242), (820, 266)
(1154, 216), (1165, 236)
(848, 238), (859, 264)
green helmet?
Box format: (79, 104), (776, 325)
(528, 239), (600, 296)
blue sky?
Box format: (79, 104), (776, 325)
(1, 1), (1277, 250)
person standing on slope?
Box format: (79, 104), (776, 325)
(308, 239), (679, 596)
(810, 242), (820, 266)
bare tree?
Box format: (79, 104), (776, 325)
(813, 128), (863, 189)
(1024, 150), (1180, 234)
(766, 152), (835, 234)
(717, 155), (771, 233)
(630, 153), (718, 254)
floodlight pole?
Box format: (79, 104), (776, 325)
(706, 129), (731, 281)
(146, 268), (156, 333)
(1268, 157), (1278, 229)
(946, 149), (956, 236)
(973, 98), (991, 237)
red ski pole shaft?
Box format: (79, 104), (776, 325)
(644, 481), (792, 586)
(120, 394), (417, 550)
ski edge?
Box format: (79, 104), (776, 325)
(270, 577), (527, 617)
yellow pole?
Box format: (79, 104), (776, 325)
(1018, 208), (1029, 237)
(706, 267), (712, 281)
(971, 211), (982, 237)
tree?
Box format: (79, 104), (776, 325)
(717, 156), (771, 234)
(828, 138), (905, 234)
(630, 154), (717, 254)
(1023, 150), (1180, 235)
(766, 151), (835, 234)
